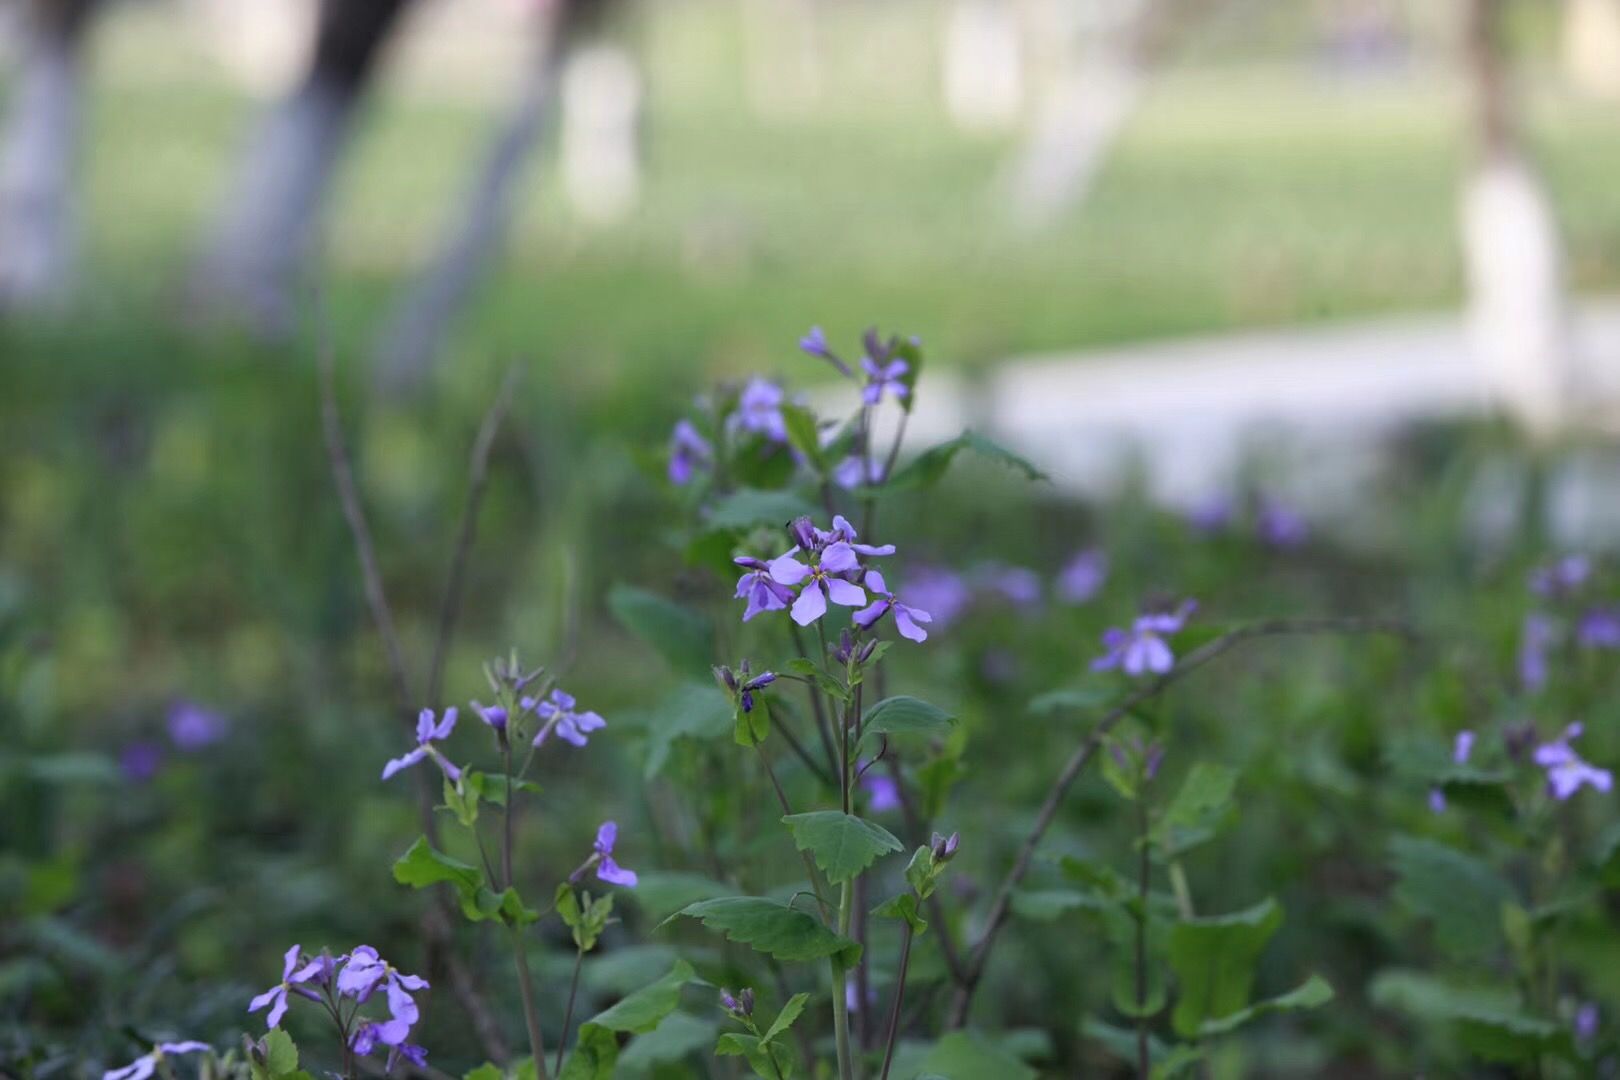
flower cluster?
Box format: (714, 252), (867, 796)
(1093, 600), (1198, 677)
(246, 944), (429, 1069)
(1534, 723), (1613, 801)
(104, 1043), (211, 1080)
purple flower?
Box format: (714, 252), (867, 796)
(770, 542), (867, 626)
(382, 708), (461, 783)
(337, 946), (428, 1013)
(981, 564), (1042, 609)
(720, 987), (755, 1016)
(1534, 723), (1613, 800)
(167, 702), (226, 751)
(1577, 1002), (1600, 1043)
(733, 556), (795, 621)
(860, 354), (909, 406)
(799, 326), (852, 378)
(530, 688), (607, 748)
(1093, 601), (1198, 677)
(822, 514), (896, 558)
(1520, 614), (1556, 693)
(352, 1018), (413, 1055)
(471, 701), (508, 733)
(715, 662), (776, 713)
(103, 1043), (211, 1080)
(387, 1043), (429, 1070)
(1187, 494), (1234, 535)
(853, 570), (933, 642)
(902, 566), (971, 630)
(248, 945), (327, 1029)
(668, 420), (712, 486)
(592, 821), (638, 887)
(119, 741), (163, 784)
(1057, 548), (1108, 604)
(833, 455), (883, 490)
(1257, 499), (1309, 549)
(1578, 607), (1620, 649)
(733, 378), (788, 442)
(1530, 555), (1591, 599)
(861, 769), (901, 812)
(1429, 730), (1475, 814)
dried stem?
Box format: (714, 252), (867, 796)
(945, 616), (1411, 1027)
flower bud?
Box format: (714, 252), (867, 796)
(788, 516), (819, 552)
(857, 639), (879, 664)
(931, 831), (960, 861)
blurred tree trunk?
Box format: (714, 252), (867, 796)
(189, 0), (414, 335)
(0, 0), (100, 310)
(371, 0), (616, 395)
(1459, 0), (1572, 435)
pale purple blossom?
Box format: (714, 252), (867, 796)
(530, 689), (606, 748)
(799, 326), (852, 378)
(1257, 499), (1309, 549)
(592, 821), (638, 887)
(1534, 723), (1613, 800)
(903, 566), (971, 629)
(853, 570), (933, 642)
(860, 354), (909, 406)
(103, 1043), (211, 1080)
(668, 420), (712, 486)
(471, 701), (508, 733)
(770, 542), (867, 626)
(248, 945), (327, 1029)
(1057, 548), (1108, 604)
(980, 564), (1042, 609)
(733, 378), (788, 442)
(1577, 1002), (1600, 1043)
(119, 741), (163, 784)
(167, 702), (226, 750)
(1187, 494), (1233, 535)
(1530, 555), (1591, 599)
(1578, 607), (1620, 649)
(833, 454), (883, 490)
(734, 556), (795, 621)
(861, 768), (901, 812)
(1520, 614), (1556, 693)
(1093, 601), (1198, 677)
(382, 708), (461, 783)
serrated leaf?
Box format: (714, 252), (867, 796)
(915, 1031), (1038, 1080)
(873, 892), (928, 934)
(629, 871), (733, 924)
(761, 992), (811, 1046)
(860, 696), (957, 739)
(670, 897), (861, 965)
(883, 431), (1047, 494)
(558, 1023), (618, 1080)
(617, 1012), (716, 1072)
(1166, 898), (1282, 1038)
(781, 811), (903, 884)
(1389, 835), (1512, 959)
(608, 584), (715, 676)
(588, 959), (695, 1034)
(1197, 974), (1333, 1036)
(258, 1028), (299, 1078)
(1155, 764), (1237, 858)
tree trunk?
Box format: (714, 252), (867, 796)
(0, 0), (99, 310)
(189, 0), (413, 336)
(1460, 0), (1572, 436)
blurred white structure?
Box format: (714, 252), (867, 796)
(560, 43), (642, 224)
(942, 0), (1025, 131)
(184, 0), (318, 97)
(741, 0), (824, 116)
(1563, 0), (1620, 99)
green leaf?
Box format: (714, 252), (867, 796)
(760, 992), (811, 1046)
(873, 892), (928, 934)
(1026, 686), (1115, 716)
(628, 683), (736, 779)
(716, 1032), (796, 1079)
(628, 871), (732, 924)
(608, 584), (715, 676)
(669, 896), (861, 966)
(860, 696), (957, 739)
(256, 1029), (299, 1079)
(705, 489), (819, 531)
(1389, 835), (1512, 959)
(1166, 898), (1283, 1039)
(780, 403), (825, 471)
(558, 1023), (619, 1080)
(1369, 970), (1573, 1064)
(588, 960), (695, 1034)
(781, 811), (904, 884)
(733, 696), (772, 747)
(393, 837), (534, 925)
(1010, 889), (1105, 922)
(617, 1012), (716, 1073)
(463, 1066), (504, 1080)
(443, 774), (479, 827)
(884, 431), (1047, 493)
(915, 1031), (1038, 1080)
(1155, 764), (1237, 858)
(1197, 974), (1334, 1036)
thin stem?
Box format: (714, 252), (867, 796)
(511, 928), (551, 1080)
(555, 947), (585, 1075)
(831, 880), (857, 1080)
(502, 740), (515, 889)
(755, 740), (832, 919)
(885, 757), (967, 985)
(789, 624), (840, 776)
(878, 918), (915, 1080)
(1134, 797), (1151, 1079)
(946, 616), (1411, 1027)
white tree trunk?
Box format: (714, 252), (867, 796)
(1564, 0), (1620, 99)
(559, 42), (642, 225)
(0, 18), (84, 309)
(943, 0), (1025, 132)
(1462, 156), (1573, 435)
(373, 35), (565, 394)
(187, 78), (356, 335)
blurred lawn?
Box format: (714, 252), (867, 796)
(28, 0), (1617, 406)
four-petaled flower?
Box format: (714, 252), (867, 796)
(668, 420), (712, 486)
(733, 378), (788, 442)
(382, 708), (461, 783)
(770, 540), (868, 626)
(530, 688), (606, 748)
(1057, 548), (1108, 605)
(249, 944), (327, 1029)
(860, 353), (909, 406)
(104, 1043), (212, 1080)
(734, 556), (796, 622)
(592, 821), (638, 887)
(853, 570), (933, 642)
(1578, 607), (1620, 650)
(1534, 723), (1613, 800)
(353, 1020), (429, 1067)
(1093, 601), (1197, 677)
(337, 946), (429, 1019)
